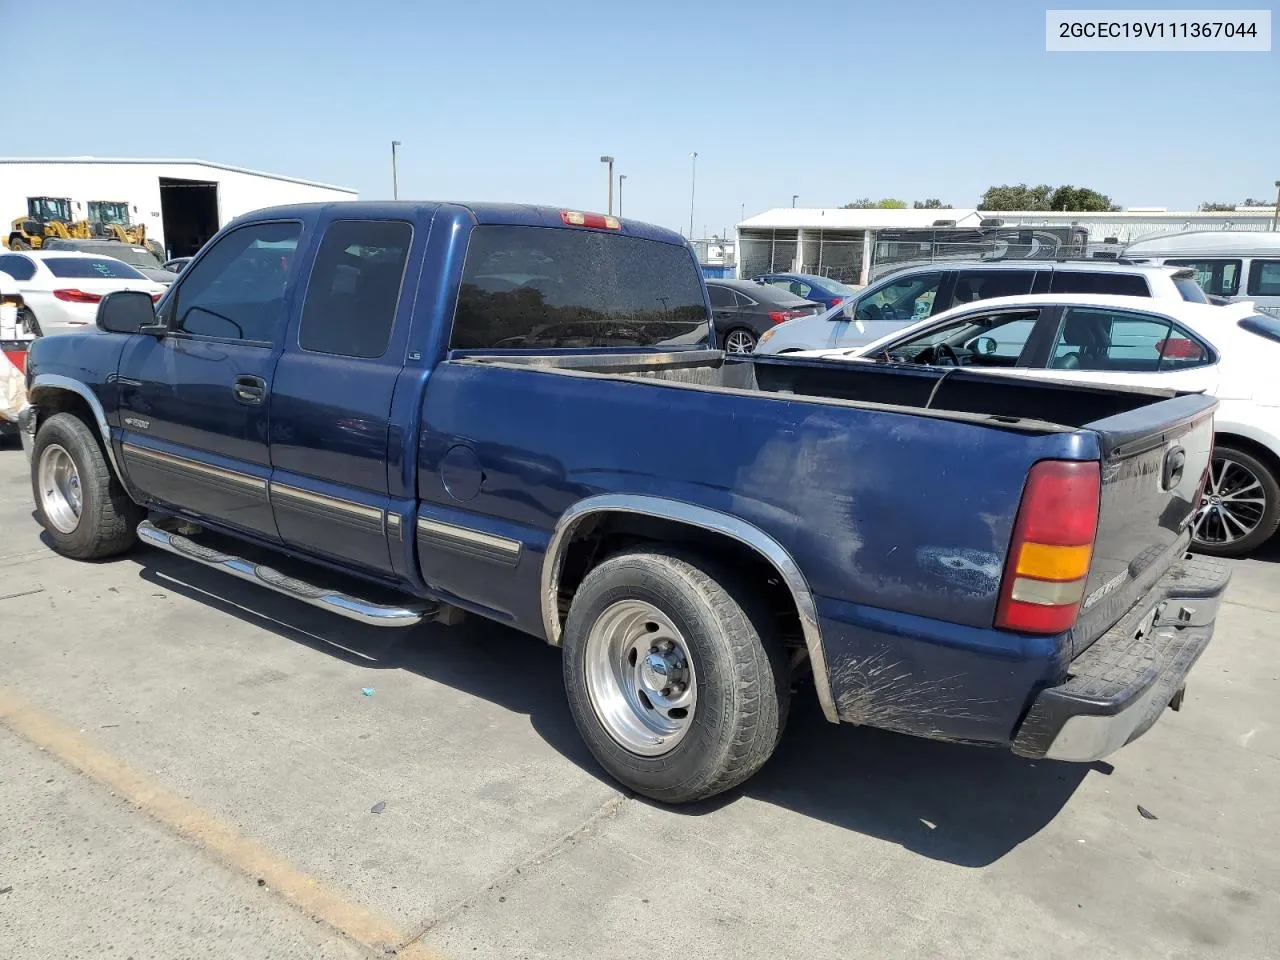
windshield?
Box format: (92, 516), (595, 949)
(89, 201), (131, 225)
(817, 278), (858, 295)
(44, 257), (147, 280)
(451, 225), (710, 349)
(30, 197), (71, 222)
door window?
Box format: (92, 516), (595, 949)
(1050, 271), (1149, 296)
(707, 285), (735, 308)
(171, 222), (302, 344)
(882, 309), (1041, 363)
(951, 270), (1035, 305)
(1247, 260), (1280, 297)
(1048, 307), (1210, 372)
(855, 272), (943, 325)
(298, 220), (413, 359)
(1167, 258), (1241, 297)
(0, 255), (36, 281)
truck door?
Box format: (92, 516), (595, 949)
(267, 217), (419, 575)
(115, 220), (303, 539)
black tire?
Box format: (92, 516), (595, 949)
(562, 547), (790, 804)
(18, 307), (41, 338)
(31, 412), (141, 560)
(721, 328), (757, 354)
(1192, 443), (1280, 557)
(9, 236), (31, 250)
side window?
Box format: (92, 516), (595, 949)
(733, 291), (758, 308)
(1049, 307), (1209, 372)
(888, 309), (1041, 363)
(707, 285), (735, 308)
(171, 222), (302, 343)
(1051, 271), (1149, 296)
(951, 270), (1035, 305)
(1248, 260), (1280, 298)
(1167, 258), (1241, 297)
(298, 220), (413, 359)
(789, 280), (811, 298)
(0, 255), (36, 281)
(856, 271), (943, 324)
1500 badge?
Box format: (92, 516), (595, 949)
(124, 416), (150, 430)
(1083, 570), (1127, 610)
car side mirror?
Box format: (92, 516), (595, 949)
(973, 336), (998, 356)
(96, 290), (160, 335)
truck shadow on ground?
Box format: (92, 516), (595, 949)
(131, 547), (1093, 869)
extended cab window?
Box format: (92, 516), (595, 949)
(171, 222), (301, 343)
(1050, 271), (1149, 296)
(451, 226), (709, 349)
(299, 220), (412, 358)
(1049, 307), (1209, 372)
(1167, 258), (1241, 297)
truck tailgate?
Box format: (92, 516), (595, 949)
(1069, 392), (1217, 657)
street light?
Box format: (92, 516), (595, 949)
(618, 174), (627, 218)
(792, 194), (799, 207)
(391, 140), (402, 200)
(689, 152), (698, 239)
(600, 156), (615, 215)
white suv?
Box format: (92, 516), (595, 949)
(753, 260), (1210, 355)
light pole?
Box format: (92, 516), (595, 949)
(391, 140), (402, 200)
(618, 174), (627, 217)
(600, 156), (615, 215)
(792, 194), (799, 207)
(1273, 180), (1280, 232)
(689, 151), (698, 239)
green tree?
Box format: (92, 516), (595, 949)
(912, 199), (952, 209)
(1199, 202), (1237, 212)
(1048, 185), (1118, 212)
(978, 183), (1054, 211)
(842, 198), (909, 209)
(1243, 197), (1277, 208)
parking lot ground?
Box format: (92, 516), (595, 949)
(1, 438), (1278, 960)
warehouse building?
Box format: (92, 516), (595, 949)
(737, 206), (1278, 285)
(0, 157), (357, 260)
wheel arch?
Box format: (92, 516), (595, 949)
(28, 376), (123, 480)
(541, 494), (838, 722)
(1213, 427), (1280, 481)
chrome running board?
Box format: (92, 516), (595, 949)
(137, 520), (438, 628)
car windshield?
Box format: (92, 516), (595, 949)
(44, 257), (147, 280)
(815, 278), (858, 295)
(31, 198), (71, 221)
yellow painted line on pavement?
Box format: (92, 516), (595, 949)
(0, 687), (446, 960)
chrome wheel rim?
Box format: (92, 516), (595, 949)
(583, 599), (697, 756)
(725, 330), (755, 354)
(38, 443), (83, 534)
(1192, 457), (1266, 547)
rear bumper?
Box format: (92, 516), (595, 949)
(1012, 554), (1231, 762)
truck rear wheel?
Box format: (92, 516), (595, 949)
(561, 547), (790, 803)
(1192, 443), (1280, 557)
(31, 412), (141, 560)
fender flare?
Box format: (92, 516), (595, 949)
(28, 374), (123, 480)
(541, 493), (838, 723)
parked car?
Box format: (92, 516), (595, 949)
(1120, 230), (1280, 319)
(42, 238), (180, 286)
(707, 278), (823, 353)
(753, 260), (1210, 355)
(751, 272), (861, 310)
(163, 257), (192, 274)
(0, 251), (165, 336)
(793, 292), (1277, 556)
(18, 202), (1230, 804)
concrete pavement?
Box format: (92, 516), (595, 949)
(0, 438), (1277, 959)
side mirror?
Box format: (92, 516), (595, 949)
(96, 290), (160, 335)
(973, 336), (998, 356)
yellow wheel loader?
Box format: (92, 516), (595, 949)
(6, 197), (80, 249)
(87, 201), (164, 260)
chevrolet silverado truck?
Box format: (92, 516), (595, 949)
(17, 202), (1231, 803)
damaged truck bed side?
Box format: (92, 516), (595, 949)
(18, 201), (1230, 803)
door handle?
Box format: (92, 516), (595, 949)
(233, 375), (266, 405)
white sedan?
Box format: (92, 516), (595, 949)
(787, 293), (1280, 557)
(0, 250), (165, 337)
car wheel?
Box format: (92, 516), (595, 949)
(19, 307), (42, 338)
(561, 547), (790, 804)
(1191, 444), (1280, 557)
(31, 412), (142, 560)
(10, 236), (31, 250)
(723, 328), (757, 354)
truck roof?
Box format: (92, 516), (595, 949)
(228, 201), (689, 247)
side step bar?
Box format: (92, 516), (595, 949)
(137, 520), (439, 628)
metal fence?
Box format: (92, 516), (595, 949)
(738, 234), (861, 284)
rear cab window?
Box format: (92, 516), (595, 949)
(44, 257), (146, 280)
(450, 226), (709, 349)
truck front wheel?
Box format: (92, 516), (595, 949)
(561, 547), (790, 803)
(31, 412), (141, 560)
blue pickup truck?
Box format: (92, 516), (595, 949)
(17, 202), (1231, 802)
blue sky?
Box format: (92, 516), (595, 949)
(7, 0), (1277, 234)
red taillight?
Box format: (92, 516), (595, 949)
(768, 309), (806, 324)
(1156, 337), (1203, 360)
(830, 297), (844, 307)
(53, 289), (103, 304)
(995, 460), (1101, 634)
(560, 210), (621, 230)
(2, 349), (26, 372)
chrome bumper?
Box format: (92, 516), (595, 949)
(18, 402), (36, 461)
